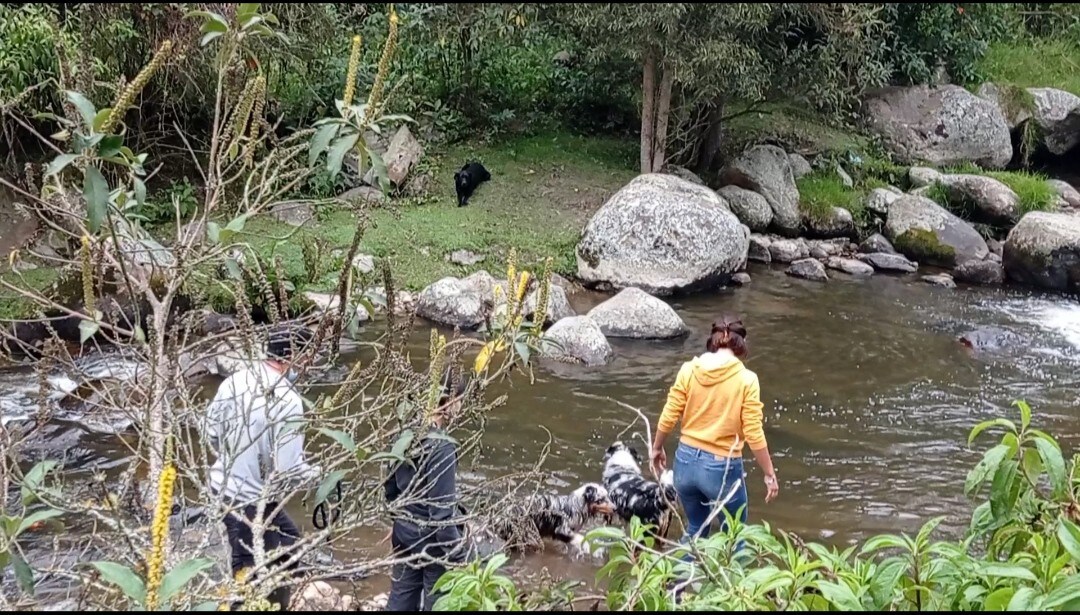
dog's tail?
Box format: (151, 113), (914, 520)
(659, 470), (677, 502)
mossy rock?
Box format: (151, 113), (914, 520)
(894, 228), (957, 267)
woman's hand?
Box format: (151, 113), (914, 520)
(764, 473), (779, 503)
(649, 447), (667, 479)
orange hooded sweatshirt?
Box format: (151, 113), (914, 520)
(658, 353), (767, 458)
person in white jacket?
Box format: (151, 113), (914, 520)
(204, 325), (321, 611)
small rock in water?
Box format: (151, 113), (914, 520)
(748, 235), (772, 263)
(586, 287), (687, 339)
(303, 291), (371, 322)
(826, 257), (874, 277)
(541, 316), (613, 366)
(786, 258), (829, 282)
(446, 249), (486, 266)
(857, 252), (918, 273)
(731, 272), (752, 286)
(921, 273), (956, 288)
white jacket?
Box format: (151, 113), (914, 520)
(203, 363), (320, 504)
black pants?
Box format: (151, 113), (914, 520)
(385, 559), (447, 611)
(223, 504), (301, 611)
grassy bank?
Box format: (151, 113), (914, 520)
(978, 40), (1080, 94)
(243, 132), (637, 293)
(0, 132), (638, 320)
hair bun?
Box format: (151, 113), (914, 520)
(711, 322), (728, 334)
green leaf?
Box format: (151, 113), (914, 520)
(1026, 429), (1058, 447)
(159, 557), (215, 606)
(1006, 586), (1038, 611)
(224, 258), (243, 281)
(990, 459), (1018, 521)
(79, 319), (100, 344)
(98, 135), (123, 159)
(366, 146), (391, 194)
(1021, 447), (1043, 487)
(1057, 518), (1080, 563)
(1035, 438), (1066, 499)
(188, 10), (229, 33)
(326, 132), (360, 179)
(92, 561), (147, 605)
(82, 166), (109, 233)
(309, 124), (340, 167)
(16, 509), (63, 537)
(13, 552), (34, 595)
(315, 470), (346, 506)
(868, 558), (905, 608)
(816, 580), (862, 611)
(965, 444), (1010, 498)
(0, 551), (8, 572)
(317, 428), (357, 453)
(1045, 575), (1080, 609)
(92, 108), (112, 133)
(968, 418), (1017, 447)
(133, 178), (146, 209)
(985, 587), (1015, 611)
(1014, 400), (1032, 431)
(200, 31), (224, 46)
(44, 154), (79, 177)
(391, 429), (415, 460)
(66, 91), (98, 130)
(206, 222), (221, 245)
(225, 213), (249, 234)
(859, 534), (907, 555)
(21, 461), (58, 506)
(513, 340), (531, 366)
(979, 562), (1038, 582)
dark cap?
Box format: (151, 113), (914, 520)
(266, 324), (316, 361)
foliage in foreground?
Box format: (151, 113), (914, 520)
(435, 401), (1080, 611)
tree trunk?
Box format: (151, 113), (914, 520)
(650, 62), (675, 173)
(640, 49), (658, 174)
(694, 96), (726, 174)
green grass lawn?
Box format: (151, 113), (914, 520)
(978, 40), (1080, 94)
(235, 131), (637, 293)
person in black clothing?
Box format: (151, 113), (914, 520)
(384, 371), (468, 611)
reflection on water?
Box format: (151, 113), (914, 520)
(7, 263), (1080, 596)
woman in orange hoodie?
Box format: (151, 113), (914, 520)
(650, 315), (778, 542)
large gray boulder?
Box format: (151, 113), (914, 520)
(541, 316), (613, 366)
(938, 174), (1020, 224)
(587, 287), (688, 339)
(976, 82), (1033, 129)
(1003, 212), (1080, 292)
(803, 207), (855, 239)
(866, 188), (900, 218)
(493, 279), (575, 326)
(576, 174), (748, 295)
(859, 233), (898, 255)
(885, 195), (989, 267)
(720, 145), (801, 236)
(1048, 180), (1080, 209)
(1028, 88), (1080, 156)
(717, 185), (773, 233)
(367, 125), (424, 186)
(862, 85), (1012, 169)
(416, 277), (485, 329)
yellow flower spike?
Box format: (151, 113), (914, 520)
(102, 40), (173, 133)
(80, 235), (95, 315)
(342, 35), (362, 109)
(514, 271), (530, 304)
(505, 249), (518, 295)
(8, 249), (18, 267)
(144, 463), (177, 611)
(365, 4), (399, 122)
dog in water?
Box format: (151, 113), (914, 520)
(454, 161), (490, 207)
(490, 482), (615, 556)
(602, 441), (678, 539)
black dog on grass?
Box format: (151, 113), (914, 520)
(454, 161), (490, 207)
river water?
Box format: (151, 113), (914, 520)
(5, 263), (1080, 601)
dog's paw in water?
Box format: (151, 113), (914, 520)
(570, 533), (606, 560)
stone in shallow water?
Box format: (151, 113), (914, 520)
(921, 274), (956, 288)
(786, 258), (828, 282)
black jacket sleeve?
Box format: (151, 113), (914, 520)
(422, 439), (458, 523)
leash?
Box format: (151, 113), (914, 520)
(312, 479), (343, 530)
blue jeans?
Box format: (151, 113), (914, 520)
(673, 442), (748, 542)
